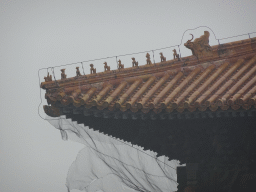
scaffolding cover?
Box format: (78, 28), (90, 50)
(46, 115), (184, 192)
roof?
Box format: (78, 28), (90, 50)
(41, 32), (256, 117)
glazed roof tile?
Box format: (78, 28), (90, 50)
(41, 34), (256, 115)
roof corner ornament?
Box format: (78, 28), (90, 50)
(76, 67), (81, 76)
(118, 59), (124, 69)
(90, 64), (96, 74)
(132, 57), (138, 67)
(146, 53), (152, 65)
(173, 49), (180, 61)
(103, 62), (110, 71)
(159, 52), (166, 62)
(184, 31), (213, 59)
(43, 105), (61, 117)
(61, 69), (67, 79)
(44, 72), (52, 82)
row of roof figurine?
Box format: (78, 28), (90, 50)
(44, 49), (180, 82)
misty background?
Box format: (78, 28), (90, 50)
(1, 0), (256, 192)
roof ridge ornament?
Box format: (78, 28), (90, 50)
(76, 67), (81, 77)
(184, 31), (213, 59)
(90, 64), (96, 74)
(146, 53), (152, 65)
(173, 49), (180, 61)
(131, 57), (139, 67)
(159, 52), (166, 62)
(118, 59), (124, 69)
(61, 69), (67, 79)
(44, 72), (52, 82)
(103, 62), (110, 72)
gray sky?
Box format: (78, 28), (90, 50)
(0, 0), (255, 192)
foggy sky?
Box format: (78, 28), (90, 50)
(0, 0), (255, 192)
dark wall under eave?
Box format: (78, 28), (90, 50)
(64, 112), (256, 192)
(65, 112), (256, 166)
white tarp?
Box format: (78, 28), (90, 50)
(47, 115), (185, 192)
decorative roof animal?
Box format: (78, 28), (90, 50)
(132, 57), (138, 67)
(173, 49), (180, 60)
(90, 64), (96, 74)
(44, 72), (52, 82)
(76, 67), (81, 76)
(159, 52), (166, 62)
(103, 62), (110, 71)
(118, 60), (124, 69)
(146, 53), (152, 65)
(61, 69), (67, 79)
(184, 31), (213, 59)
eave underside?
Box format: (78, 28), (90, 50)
(61, 110), (256, 192)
